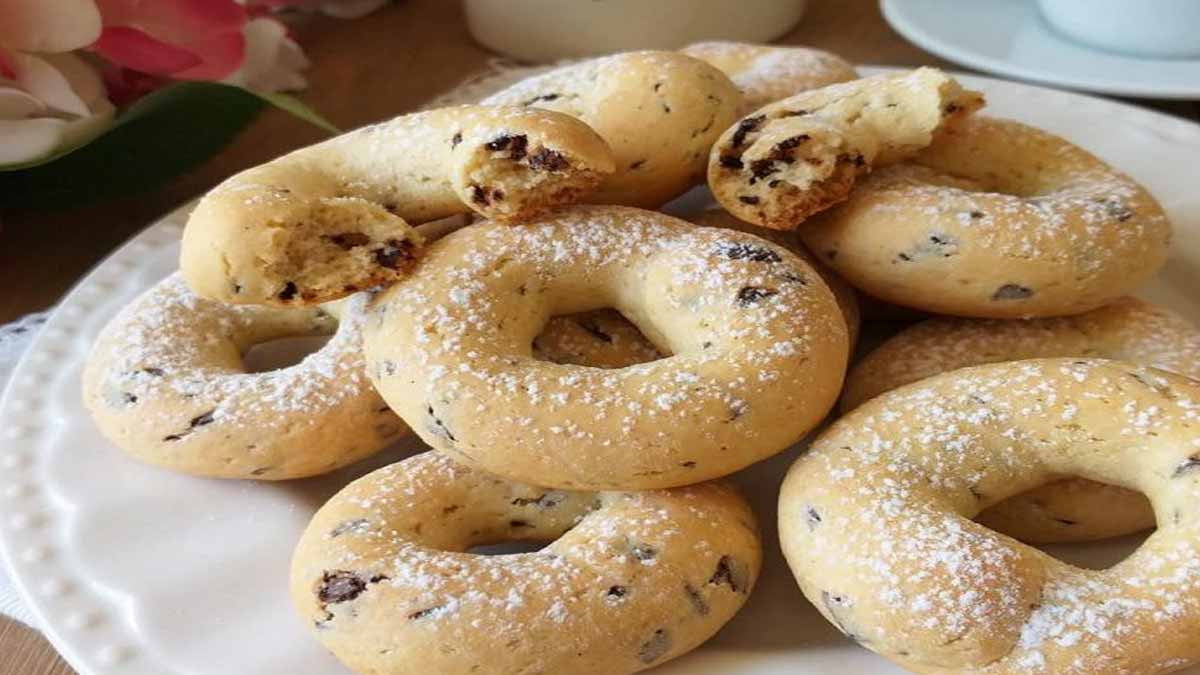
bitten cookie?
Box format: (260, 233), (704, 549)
(364, 205), (849, 490)
(681, 41), (858, 113)
(799, 115), (1172, 318)
(291, 451), (761, 675)
(82, 274), (405, 480)
(182, 105), (615, 307)
(841, 296), (1200, 544)
(707, 67), (984, 229)
(780, 359), (1200, 675)
(484, 51), (741, 207)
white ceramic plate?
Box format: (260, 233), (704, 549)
(2, 69), (1200, 675)
(881, 0), (1200, 99)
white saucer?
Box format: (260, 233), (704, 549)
(881, 0), (1200, 99)
(2, 68), (1200, 675)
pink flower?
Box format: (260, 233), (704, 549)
(91, 0), (247, 80)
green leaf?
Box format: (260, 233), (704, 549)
(258, 91), (340, 134)
(0, 82), (337, 210)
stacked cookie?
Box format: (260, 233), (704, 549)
(79, 40), (1200, 675)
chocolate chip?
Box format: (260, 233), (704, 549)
(719, 155), (744, 170)
(736, 286), (777, 306)
(1173, 453), (1200, 477)
(191, 410), (215, 427)
(806, 507), (822, 529)
(749, 159), (778, 181)
(512, 492), (565, 508)
(969, 210), (985, 219)
(450, 131), (462, 148)
(730, 115), (765, 148)
(527, 148), (568, 171)
(774, 134), (810, 153)
(122, 392), (138, 405)
(330, 518), (369, 537)
(426, 404), (457, 443)
(278, 282), (298, 301)
(374, 239), (415, 270)
(522, 92), (560, 105)
(470, 184), (490, 206)
(709, 555), (748, 593)
(631, 543), (657, 561)
(684, 583), (709, 615)
(407, 604), (446, 620)
(992, 284), (1034, 301)
(715, 241), (782, 263)
(485, 134), (513, 151)
(318, 570), (368, 604)
(738, 195), (760, 205)
(507, 134), (528, 161)
(491, 188), (505, 202)
(325, 232), (371, 249)
(638, 629), (672, 664)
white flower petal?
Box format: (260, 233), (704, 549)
(10, 51), (90, 116)
(0, 100), (112, 166)
(40, 52), (106, 109)
(0, 85), (44, 119)
(0, 117), (66, 164)
(0, 0), (103, 53)
(224, 17), (309, 93)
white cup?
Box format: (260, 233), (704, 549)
(464, 0), (808, 62)
(1038, 0), (1200, 59)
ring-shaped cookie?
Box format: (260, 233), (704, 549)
(681, 41), (858, 113)
(842, 296), (1200, 544)
(799, 115), (1172, 318)
(364, 205), (849, 489)
(484, 51), (741, 208)
(291, 452), (761, 674)
(83, 274), (404, 479)
(182, 105), (615, 306)
(780, 358), (1200, 674)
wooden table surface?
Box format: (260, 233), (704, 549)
(0, 1), (1196, 673)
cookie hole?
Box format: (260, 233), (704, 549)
(243, 335), (333, 373)
(532, 308), (670, 369)
(975, 478), (1154, 571)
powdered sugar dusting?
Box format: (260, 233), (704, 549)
(784, 358), (1200, 673)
